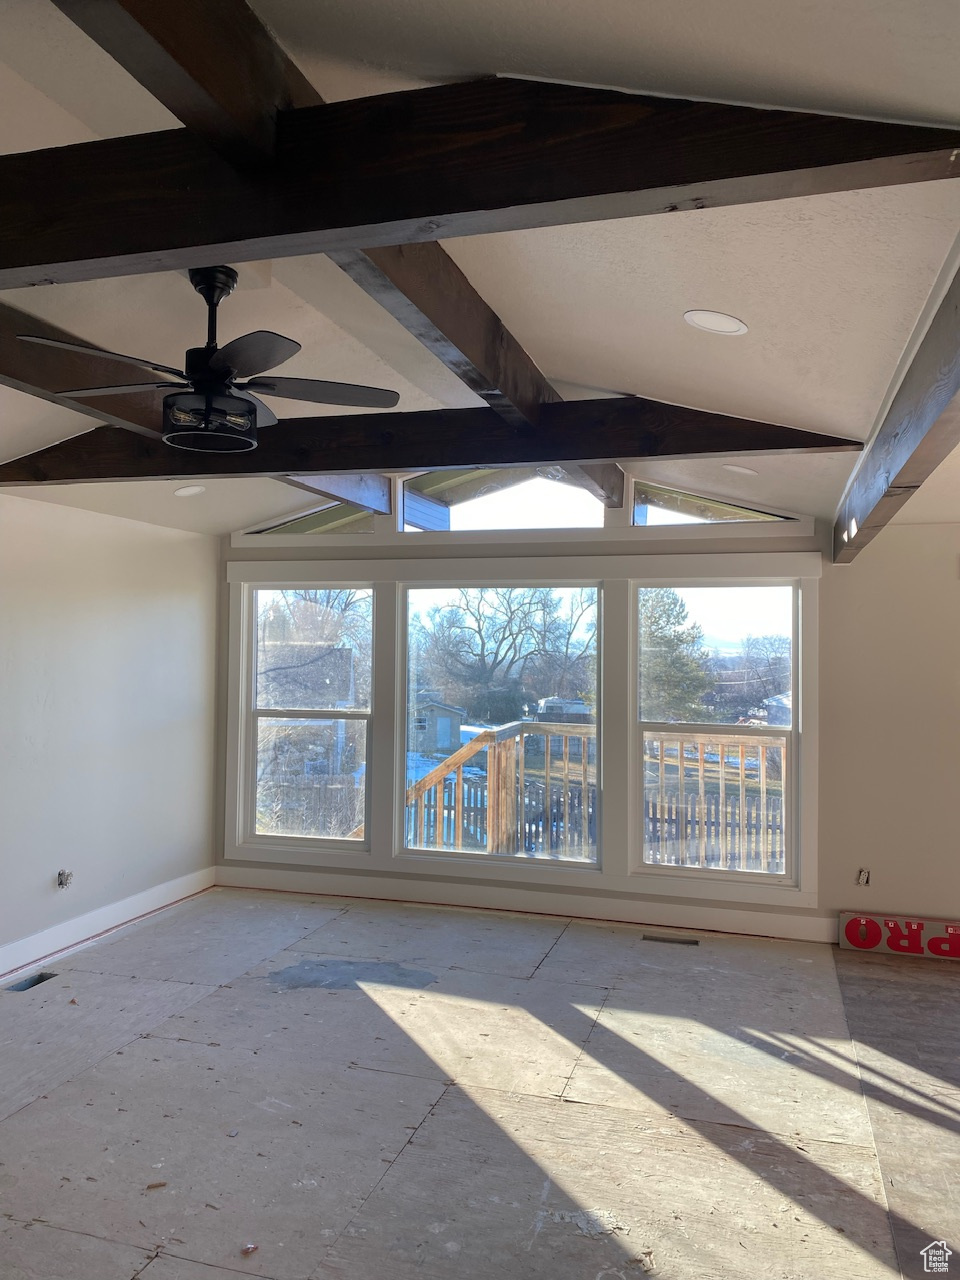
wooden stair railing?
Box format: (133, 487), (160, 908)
(406, 730), (496, 847)
(406, 721), (597, 855)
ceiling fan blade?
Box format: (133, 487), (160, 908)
(239, 376), (400, 409)
(61, 381), (190, 397)
(209, 331), (301, 379)
(234, 391), (278, 428)
(19, 334), (185, 379)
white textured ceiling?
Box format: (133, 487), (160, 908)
(445, 184), (960, 441)
(0, 0), (177, 145)
(0, 0), (959, 534)
(6, 477), (322, 537)
(255, 0), (960, 126)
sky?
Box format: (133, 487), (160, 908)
(447, 475), (737, 531)
(449, 477), (604, 529)
(673, 586), (792, 650)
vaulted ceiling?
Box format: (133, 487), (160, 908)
(0, 0), (958, 555)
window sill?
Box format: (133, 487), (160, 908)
(224, 839), (816, 908)
(627, 865), (816, 908)
(228, 838), (373, 867)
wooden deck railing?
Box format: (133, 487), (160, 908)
(642, 730), (788, 873)
(405, 721), (597, 859)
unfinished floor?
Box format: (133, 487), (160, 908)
(0, 889), (956, 1280)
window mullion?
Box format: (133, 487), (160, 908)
(369, 581), (399, 861)
(252, 708), (371, 721)
(599, 579), (632, 875)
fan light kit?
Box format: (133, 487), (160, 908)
(684, 309), (749, 336)
(165, 390), (257, 451)
(18, 265), (400, 452)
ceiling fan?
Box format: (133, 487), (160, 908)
(18, 266), (400, 452)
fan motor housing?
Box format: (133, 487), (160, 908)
(162, 391), (258, 452)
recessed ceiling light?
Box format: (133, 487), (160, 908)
(684, 309), (749, 336)
(173, 484), (206, 498)
(722, 463), (759, 477)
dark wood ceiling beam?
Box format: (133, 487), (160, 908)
(26, 3), (627, 508)
(46, 5), (559, 430)
(328, 244), (631, 501)
(556, 462), (626, 507)
(833, 269), (960, 561)
(327, 242), (560, 428)
(0, 398), (861, 486)
(0, 300), (165, 437)
(280, 472), (393, 514)
(38, 7), (617, 497)
(50, 0), (321, 163)
(3, 79), (959, 289)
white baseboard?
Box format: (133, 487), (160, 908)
(0, 867), (216, 980)
(215, 865), (838, 944)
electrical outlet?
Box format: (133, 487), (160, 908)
(857, 868), (870, 886)
(56, 870), (74, 889)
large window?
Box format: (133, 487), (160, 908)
(253, 588), (372, 840)
(405, 586), (599, 862)
(638, 585), (795, 877)
(227, 554), (817, 910)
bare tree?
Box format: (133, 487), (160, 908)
(739, 634), (791, 703)
(525, 587), (597, 702)
(254, 589), (372, 834)
(411, 587), (597, 721)
(256, 588), (373, 708)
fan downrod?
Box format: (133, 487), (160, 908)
(188, 265), (238, 350)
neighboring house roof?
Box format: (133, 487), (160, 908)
(763, 693), (792, 708)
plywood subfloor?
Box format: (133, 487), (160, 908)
(0, 888), (955, 1279)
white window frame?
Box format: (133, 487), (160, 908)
(224, 553), (818, 907)
(631, 576), (817, 905)
(398, 579), (603, 868)
(226, 579), (380, 865)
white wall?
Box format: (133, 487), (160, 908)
(0, 495), (218, 958)
(819, 522), (960, 919)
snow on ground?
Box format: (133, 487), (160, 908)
(405, 750), (487, 785)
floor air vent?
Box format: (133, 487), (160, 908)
(641, 934), (699, 946)
(7, 971), (57, 991)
